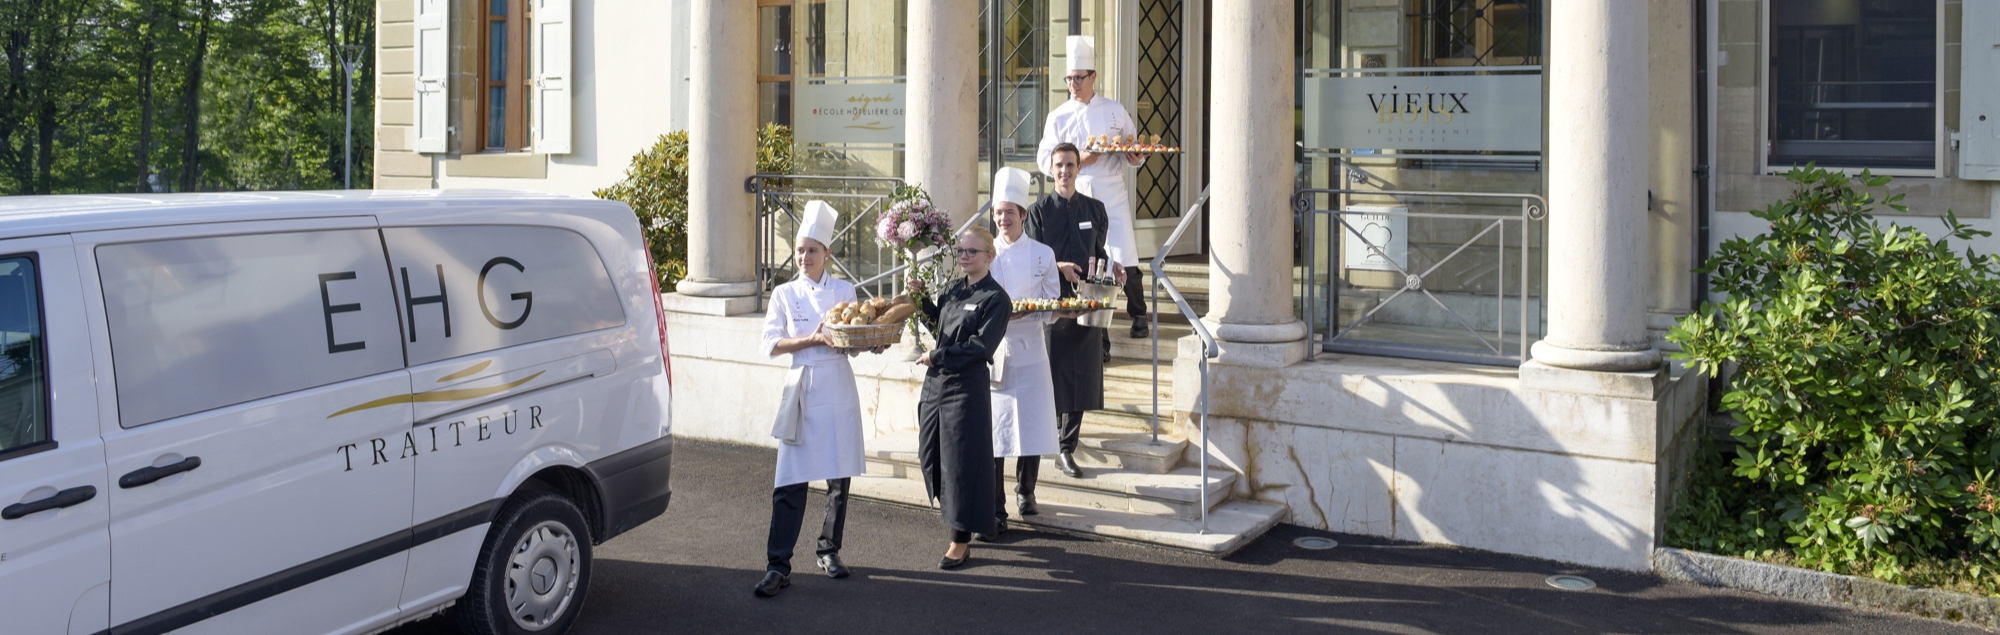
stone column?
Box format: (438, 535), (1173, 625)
(676, 0), (760, 303)
(1203, 0), (1309, 366)
(1527, 0), (1659, 373)
(906, 0), (979, 226)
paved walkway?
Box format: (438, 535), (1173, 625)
(390, 439), (1987, 635)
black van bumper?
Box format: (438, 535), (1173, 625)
(585, 435), (673, 543)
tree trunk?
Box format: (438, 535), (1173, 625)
(135, 2), (156, 193)
(177, 0), (211, 192)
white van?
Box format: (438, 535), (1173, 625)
(0, 191), (674, 635)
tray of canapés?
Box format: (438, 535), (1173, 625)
(1083, 133), (1180, 155)
(1010, 296), (1114, 315)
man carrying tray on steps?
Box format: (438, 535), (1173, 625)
(1036, 34), (1154, 343)
(1027, 143), (1120, 479)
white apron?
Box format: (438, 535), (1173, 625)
(991, 319), (1059, 457)
(988, 235), (1061, 458)
(760, 275), (868, 487)
(1079, 173), (1139, 268)
(774, 357), (866, 486)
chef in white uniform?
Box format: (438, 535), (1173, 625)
(1035, 34), (1153, 339)
(753, 200), (873, 598)
(983, 167), (1061, 537)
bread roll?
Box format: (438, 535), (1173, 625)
(875, 303), (916, 324)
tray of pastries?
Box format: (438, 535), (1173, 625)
(1083, 133), (1181, 155)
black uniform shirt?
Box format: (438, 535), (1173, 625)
(1025, 190), (1110, 300)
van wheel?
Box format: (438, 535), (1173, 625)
(458, 490), (593, 635)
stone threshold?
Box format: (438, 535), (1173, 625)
(822, 474), (1286, 557)
(1654, 547), (2000, 629)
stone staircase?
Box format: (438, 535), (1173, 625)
(836, 257), (1287, 556)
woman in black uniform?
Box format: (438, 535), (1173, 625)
(915, 226), (1013, 569)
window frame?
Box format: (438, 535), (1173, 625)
(1756, 0), (1946, 177)
(0, 253), (51, 463)
(1408, 0), (1542, 68)
(477, 0), (532, 153)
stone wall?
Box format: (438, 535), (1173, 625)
(1169, 338), (1706, 571)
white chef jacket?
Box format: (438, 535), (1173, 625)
(759, 272), (867, 487)
(1037, 95), (1140, 180)
(988, 233), (1061, 458)
(1037, 95), (1142, 267)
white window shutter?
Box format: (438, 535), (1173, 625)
(413, 0), (449, 153)
(1962, 0), (2000, 180)
(532, 0), (573, 154)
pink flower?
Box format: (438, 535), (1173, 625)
(898, 220), (918, 241)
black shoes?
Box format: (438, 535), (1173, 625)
(939, 549), (970, 570)
(752, 570), (789, 597)
(1130, 321), (1150, 338)
(1056, 452), (1084, 478)
(1017, 494), (1040, 516)
(975, 519), (1008, 543)
(817, 553), (849, 579)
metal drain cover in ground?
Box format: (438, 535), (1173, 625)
(1544, 575), (1597, 590)
(1292, 536), (1338, 550)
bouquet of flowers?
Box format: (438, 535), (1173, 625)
(876, 185), (954, 344)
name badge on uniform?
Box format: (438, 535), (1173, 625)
(1078, 221), (1093, 230)
(963, 303), (978, 311)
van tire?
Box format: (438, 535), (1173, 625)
(458, 490), (594, 635)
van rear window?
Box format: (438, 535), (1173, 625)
(0, 258), (46, 456)
(97, 231), (406, 427)
(382, 225), (624, 365)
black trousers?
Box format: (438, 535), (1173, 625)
(766, 478), (850, 575)
(992, 456), (1041, 519)
(1058, 411), (1084, 455)
(1123, 265), (1148, 319)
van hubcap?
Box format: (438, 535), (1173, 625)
(505, 521), (578, 631)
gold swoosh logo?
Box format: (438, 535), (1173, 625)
(327, 371), (546, 419)
(844, 122), (892, 131)
(438, 360), (493, 382)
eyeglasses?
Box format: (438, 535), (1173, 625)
(1063, 73), (1094, 83)
(952, 248), (987, 257)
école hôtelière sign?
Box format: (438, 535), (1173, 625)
(795, 81), (907, 145)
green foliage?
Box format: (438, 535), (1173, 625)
(594, 124), (794, 289)
(1, 0), (374, 195)
(1666, 165), (2000, 586)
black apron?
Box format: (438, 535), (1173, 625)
(916, 275), (1011, 535)
(1026, 191), (1110, 413)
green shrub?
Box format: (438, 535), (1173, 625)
(1666, 165), (2000, 585)
(595, 124), (795, 289)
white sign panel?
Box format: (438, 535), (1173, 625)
(1341, 206), (1409, 272)
(794, 82), (907, 145)
(1304, 74), (1542, 153)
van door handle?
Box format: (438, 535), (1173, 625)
(119, 456), (201, 489)
(2, 485), (97, 520)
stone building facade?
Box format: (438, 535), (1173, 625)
(372, 0), (2000, 570)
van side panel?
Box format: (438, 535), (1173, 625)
(78, 222), (419, 635)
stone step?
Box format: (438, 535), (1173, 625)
(861, 433), (1231, 520)
(1072, 430), (1185, 474)
(1108, 321), (1193, 362)
(828, 474), (1286, 556)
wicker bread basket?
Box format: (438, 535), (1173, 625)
(826, 322), (904, 349)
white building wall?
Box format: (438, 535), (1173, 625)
(434, 0), (690, 197)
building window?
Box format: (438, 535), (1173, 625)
(479, 0), (531, 152)
(758, 0), (794, 127)
(1766, 0), (1938, 171)
(1410, 0), (1541, 67)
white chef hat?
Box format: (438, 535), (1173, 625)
(796, 200), (837, 249)
(1067, 35), (1095, 73)
(992, 167), (1034, 211)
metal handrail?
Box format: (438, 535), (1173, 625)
(1149, 185), (1216, 534)
(1293, 187), (1548, 366)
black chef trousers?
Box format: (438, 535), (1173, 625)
(766, 478), (850, 575)
(993, 456), (1041, 520)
